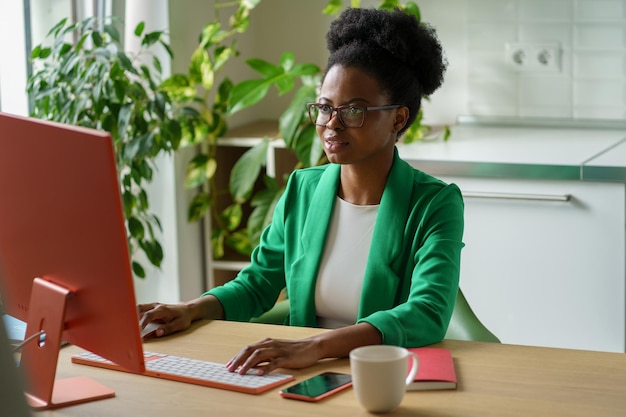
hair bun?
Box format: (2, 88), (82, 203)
(327, 8), (446, 96)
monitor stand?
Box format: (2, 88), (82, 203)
(21, 277), (115, 410)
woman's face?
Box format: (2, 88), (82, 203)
(315, 65), (407, 167)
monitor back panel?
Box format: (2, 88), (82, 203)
(0, 112), (144, 373)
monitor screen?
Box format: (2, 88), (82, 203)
(0, 112), (145, 409)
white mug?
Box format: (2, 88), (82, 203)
(349, 345), (419, 413)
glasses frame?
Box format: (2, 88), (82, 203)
(306, 103), (402, 128)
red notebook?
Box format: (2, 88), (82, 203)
(407, 347), (457, 391)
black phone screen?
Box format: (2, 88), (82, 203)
(281, 372), (352, 398)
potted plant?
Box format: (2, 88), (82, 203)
(26, 17), (192, 277)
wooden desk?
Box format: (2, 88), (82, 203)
(36, 320), (626, 417)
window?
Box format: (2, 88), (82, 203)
(0, 0), (113, 115)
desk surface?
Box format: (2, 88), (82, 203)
(36, 320), (626, 417)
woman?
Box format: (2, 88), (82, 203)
(139, 7), (464, 376)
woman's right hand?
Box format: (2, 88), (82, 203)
(138, 295), (224, 338)
(138, 302), (195, 338)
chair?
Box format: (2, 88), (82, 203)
(250, 298), (290, 325)
(251, 288), (500, 343)
(444, 289), (500, 343)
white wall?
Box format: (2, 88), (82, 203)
(0, 2), (29, 115)
(125, 1), (204, 303)
(465, 0), (626, 120)
(169, 0), (626, 125)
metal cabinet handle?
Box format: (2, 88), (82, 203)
(462, 191), (571, 202)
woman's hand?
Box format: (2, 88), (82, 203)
(138, 295), (225, 338)
(226, 322), (383, 375)
(137, 302), (195, 338)
(226, 337), (323, 375)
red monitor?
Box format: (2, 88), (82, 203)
(0, 112), (145, 409)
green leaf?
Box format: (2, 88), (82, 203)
(200, 59), (215, 90)
(160, 74), (197, 101)
(228, 79), (271, 114)
(378, 0), (401, 11)
(287, 63), (320, 77)
(76, 33), (89, 52)
(322, 0), (343, 15)
(91, 31), (103, 47)
(117, 51), (138, 75)
(189, 47), (208, 84)
(132, 261), (146, 278)
(229, 139), (269, 202)
(122, 191), (135, 218)
(242, 0), (262, 9)
(225, 230), (253, 257)
(294, 123), (320, 168)
(247, 58), (282, 78)
(274, 76), (294, 96)
(47, 17), (68, 37)
(39, 47), (52, 59)
(159, 40), (174, 59)
(230, 6), (252, 33)
(402, 2), (421, 21)
(443, 125), (451, 141)
(152, 56), (162, 74)
(185, 154), (217, 188)
(188, 191), (212, 222)
(280, 52), (295, 71)
(118, 103), (133, 137)
(128, 217), (145, 240)
(141, 239), (163, 267)
(104, 24), (121, 43)
(211, 228), (225, 259)
(142, 31), (162, 47)
(59, 43), (72, 56)
(248, 177), (282, 240)
(213, 46), (234, 72)
(31, 45), (41, 58)
(134, 22), (145, 37)
(221, 204), (243, 231)
(199, 23), (221, 49)
(279, 81), (317, 147)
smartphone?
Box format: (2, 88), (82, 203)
(279, 371), (352, 402)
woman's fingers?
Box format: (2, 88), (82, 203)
(138, 303), (191, 337)
(227, 338), (318, 375)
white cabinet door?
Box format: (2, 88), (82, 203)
(437, 176), (625, 352)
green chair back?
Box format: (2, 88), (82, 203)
(445, 288), (500, 343)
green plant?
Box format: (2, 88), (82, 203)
(160, 0), (322, 259)
(26, 17), (189, 278)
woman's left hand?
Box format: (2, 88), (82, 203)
(226, 337), (322, 375)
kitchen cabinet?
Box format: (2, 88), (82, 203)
(435, 175), (625, 352)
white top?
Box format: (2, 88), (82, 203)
(315, 197), (379, 329)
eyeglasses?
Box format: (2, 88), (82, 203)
(306, 103), (402, 128)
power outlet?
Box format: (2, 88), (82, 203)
(505, 42), (562, 73)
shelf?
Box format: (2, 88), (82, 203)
(204, 120), (297, 290)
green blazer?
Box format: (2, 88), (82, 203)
(206, 149), (465, 347)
